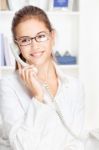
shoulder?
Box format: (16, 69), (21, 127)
(56, 65), (84, 100)
(0, 70), (31, 97)
(0, 71), (24, 89)
(63, 75), (85, 107)
(0, 71), (31, 112)
(65, 75), (83, 90)
(0, 71), (27, 99)
(55, 64), (82, 88)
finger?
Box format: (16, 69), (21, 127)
(19, 65), (30, 80)
(29, 70), (38, 85)
(23, 65), (38, 80)
(17, 62), (22, 69)
(25, 68), (34, 84)
(20, 67), (26, 81)
(18, 64), (38, 86)
(17, 62), (22, 74)
(25, 68), (38, 87)
(26, 65), (38, 75)
(25, 64), (38, 73)
(32, 66), (38, 74)
(20, 67), (35, 83)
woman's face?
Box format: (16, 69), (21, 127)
(15, 18), (55, 66)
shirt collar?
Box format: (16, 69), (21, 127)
(53, 62), (69, 88)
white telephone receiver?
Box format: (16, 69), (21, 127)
(10, 43), (38, 73)
(10, 43), (29, 67)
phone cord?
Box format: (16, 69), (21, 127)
(43, 82), (84, 141)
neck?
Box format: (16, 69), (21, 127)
(37, 60), (58, 98)
(37, 60), (55, 83)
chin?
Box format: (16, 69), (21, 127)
(29, 60), (44, 67)
(29, 55), (51, 66)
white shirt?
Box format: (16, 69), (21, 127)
(0, 64), (85, 150)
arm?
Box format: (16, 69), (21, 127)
(64, 78), (85, 150)
(53, 74), (85, 150)
(71, 79), (85, 137)
(0, 78), (45, 150)
(0, 78), (25, 149)
(0, 78), (67, 150)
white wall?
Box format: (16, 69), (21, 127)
(79, 0), (99, 130)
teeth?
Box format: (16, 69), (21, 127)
(31, 52), (43, 57)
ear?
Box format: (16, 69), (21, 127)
(51, 29), (56, 46)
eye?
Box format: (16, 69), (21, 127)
(38, 33), (46, 39)
(21, 38), (31, 43)
(36, 32), (48, 42)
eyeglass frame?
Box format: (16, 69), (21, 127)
(15, 31), (51, 46)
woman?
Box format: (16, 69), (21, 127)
(0, 5), (85, 150)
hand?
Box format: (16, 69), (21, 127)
(18, 63), (44, 102)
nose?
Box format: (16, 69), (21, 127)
(30, 38), (39, 50)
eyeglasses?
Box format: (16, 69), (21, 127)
(15, 31), (50, 46)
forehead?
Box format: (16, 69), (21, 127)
(15, 18), (48, 37)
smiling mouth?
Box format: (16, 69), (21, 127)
(30, 51), (44, 58)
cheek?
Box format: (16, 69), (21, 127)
(19, 49), (28, 60)
(20, 46), (29, 55)
(47, 38), (54, 49)
(45, 42), (52, 51)
(45, 42), (53, 57)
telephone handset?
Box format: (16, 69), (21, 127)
(10, 43), (29, 67)
(11, 43), (38, 73)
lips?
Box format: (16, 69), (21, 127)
(30, 51), (44, 58)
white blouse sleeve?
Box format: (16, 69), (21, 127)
(63, 79), (85, 150)
(0, 79), (25, 149)
(71, 79), (85, 137)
